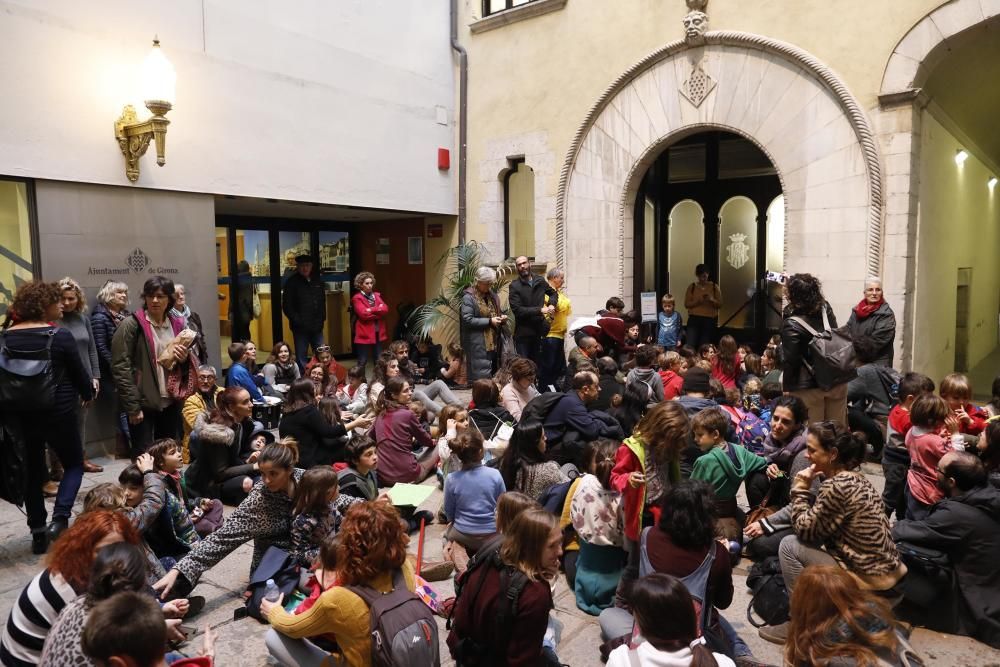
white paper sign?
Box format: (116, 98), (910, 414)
(640, 292), (658, 323)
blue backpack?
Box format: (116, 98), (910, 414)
(735, 411), (770, 456)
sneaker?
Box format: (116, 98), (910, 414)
(419, 560), (455, 582)
(757, 621), (789, 644)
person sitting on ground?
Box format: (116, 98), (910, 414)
(658, 351), (685, 400)
(565, 335), (601, 389)
(977, 420), (1000, 489)
(337, 437), (379, 502)
(882, 372), (935, 519)
(892, 451), (1000, 647)
(0, 511), (140, 666)
(289, 467), (343, 569)
(905, 393), (956, 520)
(149, 437), (223, 538)
(81, 591), (217, 667)
(120, 455), (197, 573)
(593, 356), (625, 412)
(410, 336), (444, 383)
(261, 341), (300, 393)
(609, 381), (652, 439)
(690, 408), (768, 542)
(225, 341), (264, 402)
(440, 341), (468, 388)
(262, 501), (425, 667)
(390, 338), (461, 415)
(543, 371), (624, 465)
(500, 357), (541, 421)
(498, 422), (569, 502)
(444, 431), (506, 559)
(307, 363), (336, 399)
(468, 378), (515, 441)
(335, 364), (369, 414)
(304, 344), (347, 387)
(676, 366), (725, 476)
(940, 372), (988, 439)
(373, 376), (439, 485)
(606, 573), (737, 667)
(626, 345), (665, 404)
(448, 508), (564, 666)
(436, 403), (471, 478)
(184, 387), (259, 505)
(745, 395), (809, 511)
(985, 375), (1000, 419)
(784, 566), (924, 667)
(181, 364), (223, 463)
(279, 378), (372, 468)
(760, 347), (781, 386)
(41, 542), (187, 666)
(711, 335), (740, 390)
(757, 423), (906, 645)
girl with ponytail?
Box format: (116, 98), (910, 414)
(570, 439), (627, 615)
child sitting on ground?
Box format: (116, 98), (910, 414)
(120, 460), (199, 572)
(625, 345), (665, 404)
(305, 344), (347, 386)
(657, 351), (685, 400)
(905, 393), (956, 520)
(443, 431), (506, 570)
(690, 407), (768, 542)
(440, 342), (468, 388)
(436, 403), (471, 478)
(335, 364), (369, 414)
(337, 437), (379, 501)
(940, 372), (988, 439)
(148, 438), (223, 537)
(882, 372), (935, 520)
(290, 467), (343, 569)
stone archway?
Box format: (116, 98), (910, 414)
(556, 32), (884, 317)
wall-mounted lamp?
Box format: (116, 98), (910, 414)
(114, 38), (175, 182)
(955, 149), (969, 166)
(989, 176), (998, 191)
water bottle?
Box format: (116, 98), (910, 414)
(264, 578), (280, 603)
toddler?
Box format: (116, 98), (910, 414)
(882, 372), (934, 519)
(905, 393), (955, 520)
(940, 373), (988, 437)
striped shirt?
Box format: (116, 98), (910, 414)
(1, 569), (78, 667)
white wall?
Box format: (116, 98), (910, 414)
(912, 112), (1000, 383)
(0, 0), (455, 214)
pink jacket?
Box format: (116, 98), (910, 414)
(351, 291), (389, 345)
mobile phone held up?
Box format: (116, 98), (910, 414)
(765, 271), (787, 285)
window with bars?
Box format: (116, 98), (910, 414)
(484, 0), (537, 17)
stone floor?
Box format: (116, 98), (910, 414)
(3, 458), (1000, 666)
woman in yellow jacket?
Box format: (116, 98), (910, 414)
(181, 365), (224, 463)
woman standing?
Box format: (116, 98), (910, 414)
(59, 277), (103, 474)
(351, 271), (389, 370)
(232, 260), (255, 344)
(1, 281), (95, 551)
(91, 280), (131, 456)
(170, 284), (208, 364)
(846, 277), (896, 367)
(780, 273), (849, 424)
(684, 264), (721, 351)
(460, 266), (508, 382)
(373, 376), (438, 485)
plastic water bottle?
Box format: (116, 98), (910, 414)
(264, 578), (280, 603)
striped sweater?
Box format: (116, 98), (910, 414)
(1, 569), (78, 666)
(790, 470), (906, 591)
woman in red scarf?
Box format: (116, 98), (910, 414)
(846, 277), (896, 366)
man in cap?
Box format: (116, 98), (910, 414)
(282, 253), (327, 368)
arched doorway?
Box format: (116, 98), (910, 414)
(633, 130), (782, 345)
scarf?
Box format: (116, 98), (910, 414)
(475, 291), (499, 352)
(170, 305), (191, 320)
(109, 307), (128, 328)
(361, 292), (376, 308)
(852, 298), (884, 319)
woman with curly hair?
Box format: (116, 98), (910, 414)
(0, 510), (139, 665)
(785, 565), (923, 666)
(351, 271), (389, 371)
(1, 280), (96, 552)
(262, 501), (421, 667)
(780, 272), (849, 424)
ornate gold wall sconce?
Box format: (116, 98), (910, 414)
(114, 38), (175, 183)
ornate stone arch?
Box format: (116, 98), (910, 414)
(556, 31), (884, 316)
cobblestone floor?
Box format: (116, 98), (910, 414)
(2, 458), (1000, 665)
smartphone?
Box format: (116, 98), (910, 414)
(765, 270), (787, 285)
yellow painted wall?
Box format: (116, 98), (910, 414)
(459, 0), (945, 251)
(912, 112), (1000, 383)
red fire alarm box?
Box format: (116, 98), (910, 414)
(438, 148), (450, 170)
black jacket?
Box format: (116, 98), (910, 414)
(508, 275), (557, 339)
(780, 301), (837, 392)
(282, 272), (326, 333)
(892, 485), (1000, 647)
(846, 301), (896, 366)
(184, 418), (256, 500)
(278, 404), (348, 468)
(409, 344), (443, 382)
(90, 304), (120, 382)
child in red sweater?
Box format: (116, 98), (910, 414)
(657, 351), (685, 400)
(881, 372), (934, 519)
(940, 373), (988, 437)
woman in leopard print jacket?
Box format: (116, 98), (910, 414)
(154, 440), (358, 598)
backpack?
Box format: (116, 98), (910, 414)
(0, 329), (61, 410)
(735, 410), (770, 456)
(790, 308), (858, 390)
(745, 556), (790, 627)
(346, 568), (440, 667)
(447, 543), (530, 666)
(244, 546), (300, 623)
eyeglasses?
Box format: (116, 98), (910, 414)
(316, 345), (331, 352)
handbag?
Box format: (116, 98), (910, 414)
(790, 308), (858, 390)
(746, 480), (780, 526)
(165, 350), (198, 401)
(0, 330), (60, 410)
(252, 287), (262, 318)
(243, 545), (300, 622)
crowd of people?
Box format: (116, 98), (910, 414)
(1, 257), (999, 667)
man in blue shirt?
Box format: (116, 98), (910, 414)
(225, 341), (263, 402)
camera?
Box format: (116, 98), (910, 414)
(765, 270), (787, 285)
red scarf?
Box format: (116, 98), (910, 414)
(853, 298), (884, 319)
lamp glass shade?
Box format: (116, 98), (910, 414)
(141, 40), (175, 105)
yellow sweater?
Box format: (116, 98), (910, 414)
(684, 281), (721, 318)
(545, 289), (572, 339)
(266, 559), (417, 667)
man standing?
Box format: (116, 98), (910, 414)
(282, 253), (326, 368)
(508, 256), (556, 367)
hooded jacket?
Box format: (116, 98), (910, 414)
(658, 370), (683, 400)
(626, 366), (665, 403)
(780, 301), (838, 392)
(676, 395), (723, 476)
(184, 416), (256, 499)
(690, 445), (768, 500)
(893, 484), (1000, 647)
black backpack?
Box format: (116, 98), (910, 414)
(517, 392), (567, 431)
(745, 556), (790, 627)
(0, 329), (61, 410)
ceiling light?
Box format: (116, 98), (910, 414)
(955, 149), (969, 165)
(989, 176), (998, 190)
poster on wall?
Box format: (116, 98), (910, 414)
(408, 237), (423, 265)
(640, 292), (658, 323)
(376, 238), (390, 265)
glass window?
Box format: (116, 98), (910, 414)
(318, 231), (352, 357)
(668, 143), (707, 183)
(718, 197), (758, 329)
(718, 137), (777, 179)
(215, 227), (231, 364)
(232, 229), (271, 364)
(0, 180), (34, 320)
(506, 161), (535, 258)
(765, 195), (785, 330)
(279, 231), (312, 355)
(667, 200), (704, 322)
(642, 197), (655, 292)
(486, 0), (537, 16)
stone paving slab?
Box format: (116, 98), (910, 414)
(3, 454), (1000, 666)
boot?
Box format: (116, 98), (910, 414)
(47, 517), (69, 543)
(31, 530), (49, 555)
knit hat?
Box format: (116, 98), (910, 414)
(682, 367), (711, 395)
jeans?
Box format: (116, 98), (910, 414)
(292, 329), (325, 369)
(265, 629), (341, 667)
(515, 336), (542, 367)
(538, 337), (567, 392)
(778, 534), (837, 593)
(412, 379), (460, 416)
(686, 315), (717, 350)
(355, 341), (382, 371)
(18, 409), (85, 530)
(130, 402), (182, 457)
(717, 615), (751, 657)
